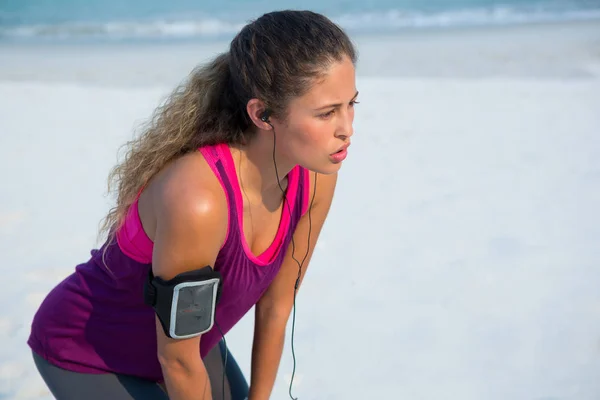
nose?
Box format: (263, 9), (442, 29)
(335, 108), (354, 139)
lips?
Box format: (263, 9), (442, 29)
(332, 142), (350, 155)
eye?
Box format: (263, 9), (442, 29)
(318, 100), (359, 119)
(318, 109), (335, 119)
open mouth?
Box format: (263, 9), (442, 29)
(330, 144), (350, 163)
(332, 143), (350, 155)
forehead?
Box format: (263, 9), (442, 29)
(291, 57), (357, 108)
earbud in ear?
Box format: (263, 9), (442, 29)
(260, 109), (271, 123)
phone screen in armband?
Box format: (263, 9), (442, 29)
(171, 278), (220, 339)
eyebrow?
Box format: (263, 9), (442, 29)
(314, 91), (359, 110)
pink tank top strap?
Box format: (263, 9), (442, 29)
(300, 167), (310, 217)
(198, 144), (232, 249)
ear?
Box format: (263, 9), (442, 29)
(246, 98), (272, 130)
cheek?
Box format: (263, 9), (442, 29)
(290, 119), (327, 146)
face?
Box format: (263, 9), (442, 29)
(274, 56), (358, 175)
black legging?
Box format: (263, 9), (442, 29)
(32, 340), (249, 400)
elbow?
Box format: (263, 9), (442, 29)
(256, 302), (291, 326)
(157, 354), (186, 375)
(157, 352), (202, 377)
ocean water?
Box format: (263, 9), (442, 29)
(1, 0), (599, 43)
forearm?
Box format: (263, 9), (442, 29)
(160, 358), (213, 400)
(249, 311), (287, 400)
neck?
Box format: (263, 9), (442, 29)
(230, 131), (295, 198)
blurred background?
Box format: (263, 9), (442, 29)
(1, 1), (599, 399)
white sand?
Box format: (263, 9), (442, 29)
(1, 19), (599, 400)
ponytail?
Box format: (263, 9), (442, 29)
(98, 51), (249, 243)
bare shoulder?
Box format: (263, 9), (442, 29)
(144, 151), (228, 280)
(150, 151), (226, 216)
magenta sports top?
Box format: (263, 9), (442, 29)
(28, 143), (310, 382)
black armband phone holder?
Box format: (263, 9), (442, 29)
(143, 266), (222, 339)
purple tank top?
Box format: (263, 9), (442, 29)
(27, 143), (310, 382)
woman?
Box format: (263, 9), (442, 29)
(28, 9), (358, 400)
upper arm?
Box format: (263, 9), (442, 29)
(152, 181), (226, 280)
(257, 170), (338, 319)
(150, 155), (228, 364)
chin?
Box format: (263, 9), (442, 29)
(301, 160), (343, 175)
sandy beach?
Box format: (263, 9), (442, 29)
(1, 19), (599, 400)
